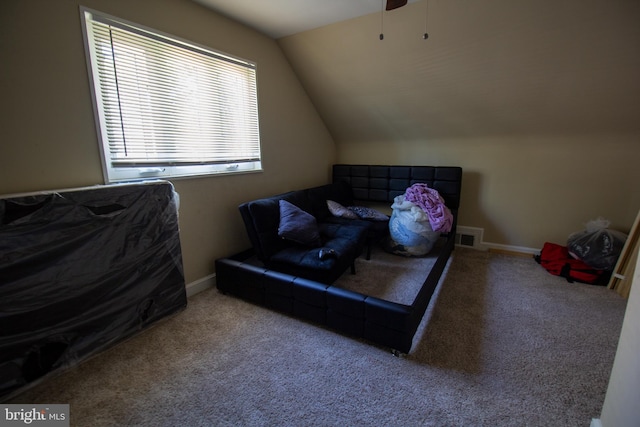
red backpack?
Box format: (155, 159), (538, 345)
(534, 242), (610, 285)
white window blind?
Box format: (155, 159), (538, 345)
(81, 8), (262, 182)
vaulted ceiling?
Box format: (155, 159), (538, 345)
(192, 0), (421, 38)
(193, 0), (640, 144)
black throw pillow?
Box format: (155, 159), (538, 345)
(277, 200), (322, 247)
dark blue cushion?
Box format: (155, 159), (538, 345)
(242, 190), (309, 261)
(277, 200), (321, 247)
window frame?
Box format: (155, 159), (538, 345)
(80, 7), (263, 184)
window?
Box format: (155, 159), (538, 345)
(81, 8), (262, 183)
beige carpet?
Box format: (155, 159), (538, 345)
(333, 240), (444, 304)
(8, 247), (628, 426)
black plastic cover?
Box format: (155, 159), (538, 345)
(0, 181), (186, 401)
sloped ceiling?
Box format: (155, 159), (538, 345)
(192, 0), (640, 144)
(192, 0), (421, 39)
(277, 0), (640, 143)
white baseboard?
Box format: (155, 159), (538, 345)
(186, 273), (216, 298)
(482, 241), (540, 255)
(590, 418), (603, 427)
(456, 224), (540, 255)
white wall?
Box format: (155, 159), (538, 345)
(599, 257), (640, 427)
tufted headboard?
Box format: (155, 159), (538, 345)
(332, 164), (463, 211)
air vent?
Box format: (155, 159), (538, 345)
(455, 226), (484, 250)
(456, 233), (475, 247)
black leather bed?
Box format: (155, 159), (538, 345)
(215, 164), (462, 354)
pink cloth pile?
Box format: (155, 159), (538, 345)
(404, 183), (453, 233)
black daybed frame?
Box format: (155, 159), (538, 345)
(215, 165), (462, 354)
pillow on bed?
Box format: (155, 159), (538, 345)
(348, 206), (389, 221)
(278, 200), (322, 246)
(327, 200), (358, 219)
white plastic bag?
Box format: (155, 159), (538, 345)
(567, 217), (627, 270)
(387, 195), (440, 256)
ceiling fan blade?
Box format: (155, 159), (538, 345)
(386, 0), (408, 11)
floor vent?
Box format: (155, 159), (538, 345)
(456, 233), (475, 247)
(455, 226), (484, 250)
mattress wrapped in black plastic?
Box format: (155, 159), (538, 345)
(0, 181), (187, 401)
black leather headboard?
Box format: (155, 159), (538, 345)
(332, 164), (463, 210)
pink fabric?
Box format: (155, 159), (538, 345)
(404, 183), (453, 233)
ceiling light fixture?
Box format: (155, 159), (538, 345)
(379, 0), (429, 41)
(423, 0), (429, 39)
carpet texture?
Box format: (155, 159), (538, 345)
(8, 248), (627, 426)
(333, 241), (443, 304)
